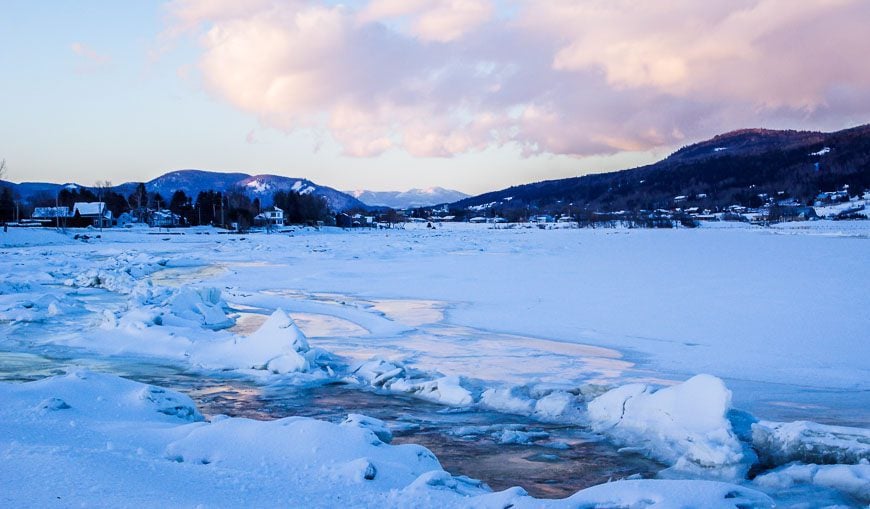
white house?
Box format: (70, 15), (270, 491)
(255, 206), (284, 226)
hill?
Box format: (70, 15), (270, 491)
(2, 170), (366, 212)
(452, 125), (870, 215)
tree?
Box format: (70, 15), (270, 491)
(0, 158), (6, 181)
(58, 187), (97, 208)
(169, 190), (195, 226)
(94, 181), (114, 231)
(273, 190), (331, 224)
(128, 183), (147, 220)
(0, 186), (14, 222)
(194, 190), (222, 226)
(149, 192), (166, 210)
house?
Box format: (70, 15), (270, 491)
(335, 213), (353, 228)
(469, 216), (506, 224)
(149, 209), (180, 227)
(71, 202), (112, 228)
(351, 214), (374, 227)
(254, 206), (284, 226)
(115, 212), (135, 227)
(531, 215), (555, 223)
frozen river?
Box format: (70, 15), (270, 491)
(1, 223), (868, 507)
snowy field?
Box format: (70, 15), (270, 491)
(1, 222), (868, 507)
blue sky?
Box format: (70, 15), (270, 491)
(2, 1), (868, 194)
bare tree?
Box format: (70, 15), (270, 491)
(94, 180), (112, 232)
(0, 159), (6, 181)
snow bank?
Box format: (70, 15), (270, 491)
(101, 284), (233, 332)
(63, 251), (168, 294)
(557, 479), (774, 509)
(588, 374), (749, 476)
(162, 416), (444, 490)
(2, 370), (203, 423)
(754, 462), (870, 503)
(751, 420), (870, 467)
(0, 371), (778, 508)
(0, 227), (75, 247)
(0, 293), (85, 322)
(342, 414), (393, 444)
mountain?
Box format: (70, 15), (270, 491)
(452, 124), (870, 213)
(348, 187), (469, 209)
(3, 170), (367, 212)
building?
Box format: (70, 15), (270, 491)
(32, 206), (71, 219)
(71, 202), (112, 228)
(254, 207), (284, 226)
(149, 210), (181, 228)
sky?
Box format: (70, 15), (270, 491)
(1, 0), (869, 195)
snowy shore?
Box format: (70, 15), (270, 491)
(1, 223), (868, 507)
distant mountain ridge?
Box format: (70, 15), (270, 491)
(452, 124), (870, 213)
(347, 187), (469, 209)
(3, 170), (367, 212)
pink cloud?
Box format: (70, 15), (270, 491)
(70, 42), (111, 69)
(164, 0), (870, 158)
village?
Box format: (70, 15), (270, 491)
(2, 183), (866, 233)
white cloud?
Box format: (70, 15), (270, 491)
(164, 0), (870, 158)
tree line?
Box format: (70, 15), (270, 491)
(0, 177), (333, 227)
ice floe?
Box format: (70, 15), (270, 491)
(588, 374), (751, 477)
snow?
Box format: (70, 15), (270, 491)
(245, 178), (271, 193)
(1, 223), (868, 506)
(751, 420), (870, 467)
(0, 371), (778, 508)
(73, 201), (108, 216)
(754, 462), (870, 503)
(810, 146), (832, 156)
(588, 374), (749, 477)
(192, 309), (317, 374)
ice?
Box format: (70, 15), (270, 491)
(752, 420), (870, 467)
(533, 390), (581, 421)
(192, 309), (314, 374)
(480, 386), (536, 414)
(9, 372), (784, 508)
(350, 358), (474, 406)
(588, 374), (749, 476)
(1, 224), (868, 506)
(556, 479), (774, 509)
(754, 462), (870, 504)
(167, 286), (234, 329)
(342, 414), (393, 443)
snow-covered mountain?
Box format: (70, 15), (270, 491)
(348, 187), (469, 209)
(145, 171), (366, 211)
(4, 170), (367, 212)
